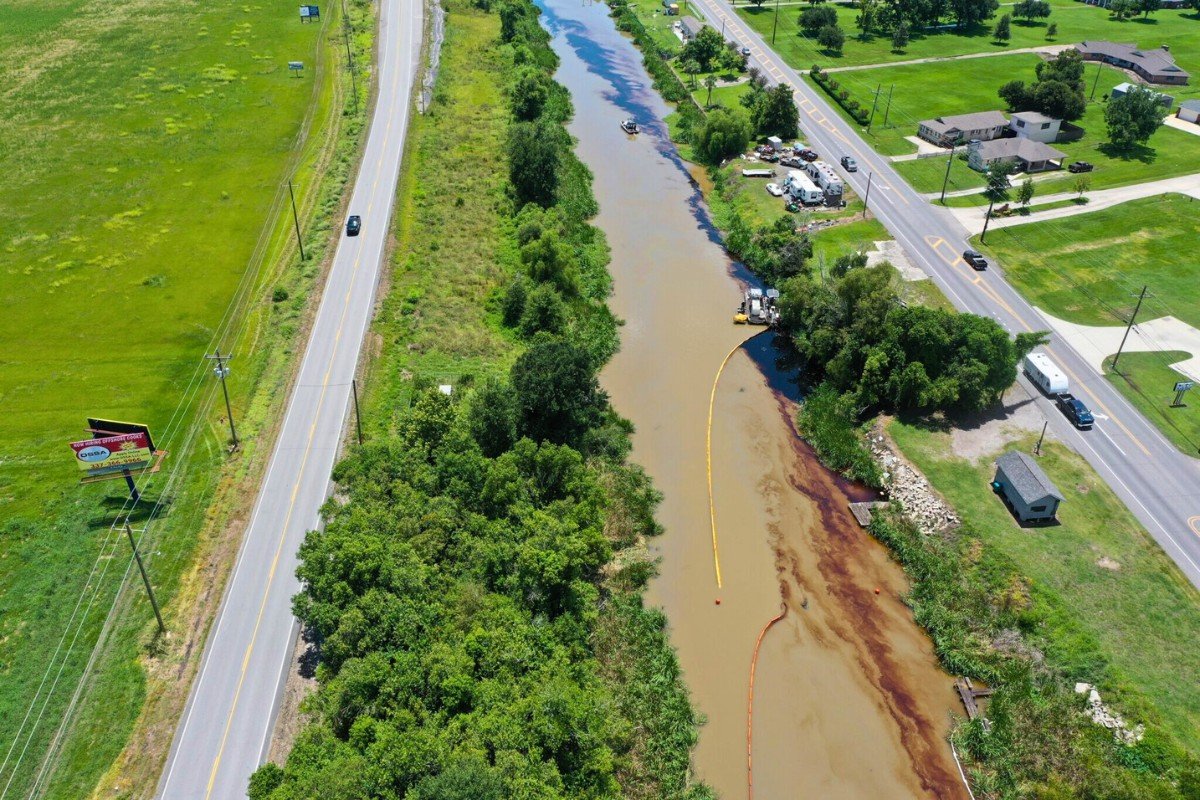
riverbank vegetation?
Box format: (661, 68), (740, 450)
(249, 1), (710, 797)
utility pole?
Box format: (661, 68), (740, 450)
(881, 83), (895, 127)
(980, 194), (996, 243)
(866, 83), (882, 132)
(342, 0), (359, 115)
(351, 378), (364, 445)
(1110, 286), (1148, 374)
(1090, 62), (1102, 101)
(125, 524), (165, 634)
(206, 350), (238, 448)
(771, 0), (780, 45)
(862, 172), (873, 218)
(939, 144), (956, 203)
(1034, 421), (1048, 456)
(288, 180), (305, 261)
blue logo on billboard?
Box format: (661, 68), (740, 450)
(78, 446), (111, 462)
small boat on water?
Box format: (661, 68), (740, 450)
(734, 287), (780, 326)
(620, 118), (639, 134)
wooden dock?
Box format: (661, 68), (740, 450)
(955, 677), (994, 722)
(848, 501), (888, 528)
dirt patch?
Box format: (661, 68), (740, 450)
(266, 628), (319, 765)
(1097, 556), (1122, 571)
(949, 384), (1047, 461)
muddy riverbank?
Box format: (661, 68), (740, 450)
(537, 2), (969, 796)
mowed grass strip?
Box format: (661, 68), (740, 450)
(1103, 352), (1200, 455)
(977, 193), (1200, 329)
(890, 420), (1200, 752)
(736, 0), (1200, 72)
(0, 1), (326, 796)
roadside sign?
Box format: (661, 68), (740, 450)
(1172, 380), (1194, 408)
(288, 61), (305, 76)
(87, 417), (156, 453)
(1174, 381), (1194, 393)
(70, 432), (154, 477)
(299, 4), (320, 20)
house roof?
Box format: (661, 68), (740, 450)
(1011, 110), (1058, 125)
(997, 451), (1064, 505)
(1074, 40), (1190, 79)
(679, 16), (703, 36)
(1181, 99), (1200, 112)
(920, 110), (1008, 135)
(973, 137), (1066, 163)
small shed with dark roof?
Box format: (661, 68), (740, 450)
(993, 450), (1064, 525)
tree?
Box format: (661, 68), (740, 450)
(1033, 78), (1086, 121)
(1012, 0), (1051, 20)
(1105, 85), (1165, 150)
(998, 79), (1033, 110)
(749, 83), (799, 138)
(680, 25), (725, 71)
(1109, 0), (1137, 18)
(949, 0), (999, 28)
(507, 121), (560, 208)
(817, 23), (846, 53)
(704, 74), (717, 107)
(519, 283), (567, 336)
(1045, 21), (1058, 39)
(1137, 0), (1161, 16)
(1017, 177), (1035, 207)
(469, 378), (520, 457)
(1035, 50), (1084, 92)
(857, 0), (878, 37)
(681, 57), (701, 89)
(511, 67), (551, 121)
(891, 21), (910, 51)
(694, 106), (752, 163)
(1073, 175), (1091, 199)
(510, 337), (604, 447)
(993, 13), (1011, 42)
(984, 163), (1012, 203)
(799, 4), (838, 32)
(718, 44), (746, 74)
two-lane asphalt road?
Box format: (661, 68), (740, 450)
(690, 0), (1200, 590)
(156, 0), (423, 796)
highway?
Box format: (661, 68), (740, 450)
(690, 0), (1200, 590)
(156, 0), (423, 795)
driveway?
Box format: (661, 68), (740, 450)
(1036, 309), (1200, 383)
(949, 172), (1200, 234)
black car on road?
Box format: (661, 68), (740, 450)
(346, 215), (362, 236)
(962, 249), (987, 270)
(840, 155), (858, 172)
(1056, 394), (1094, 429)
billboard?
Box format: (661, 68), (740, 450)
(88, 418), (156, 453)
(70, 432), (154, 477)
(299, 5), (320, 18)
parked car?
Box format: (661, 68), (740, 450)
(765, 183), (784, 197)
(840, 155), (858, 172)
(346, 215), (362, 236)
(760, 151), (779, 163)
(780, 156), (803, 168)
(962, 249), (987, 270)
(1056, 393), (1095, 429)
(798, 148), (819, 162)
(1068, 161), (1094, 173)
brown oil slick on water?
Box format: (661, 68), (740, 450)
(536, 2), (968, 797)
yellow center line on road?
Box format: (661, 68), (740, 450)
(201, 21), (409, 797)
(1048, 352), (1151, 457)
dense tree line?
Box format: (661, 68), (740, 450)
(249, 1), (711, 797)
(997, 50), (1088, 122)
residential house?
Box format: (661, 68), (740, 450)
(993, 451), (1064, 525)
(678, 16), (703, 42)
(1009, 111), (1062, 143)
(1074, 40), (1190, 86)
(917, 111), (1009, 146)
(1111, 81), (1175, 108)
(968, 137), (1066, 173)
(1178, 99), (1200, 125)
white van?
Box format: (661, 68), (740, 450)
(1024, 352), (1068, 396)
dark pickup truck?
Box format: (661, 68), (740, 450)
(1056, 393), (1094, 429)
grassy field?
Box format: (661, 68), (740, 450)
(0, 1), (350, 796)
(890, 419), (1200, 752)
(819, 54), (1200, 195)
(975, 193), (1200, 329)
(1104, 352), (1200, 455)
(736, 0), (1200, 72)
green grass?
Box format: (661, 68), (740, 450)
(1104, 352), (1200, 455)
(736, 0), (1200, 73)
(622, 0), (704, 56)
(890, 419), (1200, 753)
(899, 274), (955, 311)
(895, 151), (989, 193)
(975, 193), (1200, 329)
(0, 1), (356, 796)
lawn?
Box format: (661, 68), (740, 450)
(623, 0), (703, 55)
(975, 193), (1200, 330)
(890, 419), (1200, 753)
(0, 1), (339, 796)
(1104, 352), (1200, 455)
(736, 0), (1200, 73)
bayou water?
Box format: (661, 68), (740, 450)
(537, 2), (970, 797)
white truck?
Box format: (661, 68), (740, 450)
(784, 170), (824, 204)
(1024, 352), (1068, 396)
(804, 160), (843, 202)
